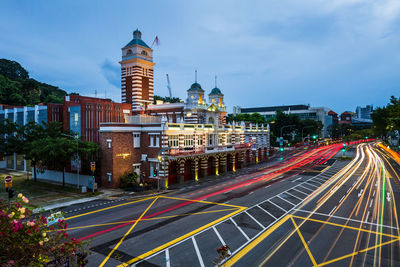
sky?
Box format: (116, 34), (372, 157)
(1, 0), (400, 113)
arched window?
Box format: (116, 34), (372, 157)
(208, 117), (214, 124)
(141, 50), (148, 56)
(127, 49), (132, 55)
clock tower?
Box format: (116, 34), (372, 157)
(120, 29), (155, 110)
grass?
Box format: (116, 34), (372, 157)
(0, 172), (102, 208)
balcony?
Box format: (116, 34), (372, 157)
(125, 115), (161, 124)
(165, 144), (249, 157)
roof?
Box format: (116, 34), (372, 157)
(188, 82), (204, 91)
(124, 29), (150, 49)
(124, 38), (150, 49)
(240, 104), (310, 113)
(328, 110), (338, 115)
(210, 87), (222, 95)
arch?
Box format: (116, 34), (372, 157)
(141, 50), (148, 56)
(245, 150), (250, 164)
(208, 117), (214, 124)
(127, 49), (132, 55)
(227, 154), (233, 172)
(235, 152), (241, 169)
(168, 161), (178, 185)
(184, 159), (194, 181)
(207, 156), (215, 176)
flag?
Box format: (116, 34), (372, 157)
(152, 36), (160, 48)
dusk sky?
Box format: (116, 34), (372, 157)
(1, 0), (400, 113)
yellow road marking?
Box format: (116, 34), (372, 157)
(223, 214), (291, 267)
(64, 196), (155, 221)
(159, 195), (245, 209)
(290, 216), (317, 266)
(317, 238), (400, 266)
(292, 215), (399, 239)
(63, 207), (239, 231)
(118, 206), (247, 267)
(99, 197), (159, 267)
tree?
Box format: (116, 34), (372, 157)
(0, 59), (29, 80)
(0, 194), (89, 265)
(153, 95), (181, 104)
(371, 107), (389, 138)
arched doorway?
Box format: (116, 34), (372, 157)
(227, 154), (233, 172)
(235, 153), (241, 169)
(207, 156), (215, 176)
(245, 150), (250, 164)
(168, 161), (178, 185)
(184, 159), (193, 181)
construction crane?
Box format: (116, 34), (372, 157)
(166, 74), (172, 98)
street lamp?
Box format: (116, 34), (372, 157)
(62, 133), (80, 189)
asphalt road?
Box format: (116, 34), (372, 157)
(231, 143), (400, 267)
(59, 142), (398, 267)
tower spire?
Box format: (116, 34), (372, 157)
(195, 69), (197, 83)
(215, 75), (217, 88)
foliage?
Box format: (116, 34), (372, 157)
(0, 120), (99, 184)
(153, 95), (181, 104)
(214, 245), (231, 266)
(119, 172), (139, 188)
(0, 194), (89, 266)
(0, 59), (67, 106)
(226, 112), (266, 124)
(371, 95), (400, 138)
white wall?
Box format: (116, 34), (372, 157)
(33, 168), (92, 187)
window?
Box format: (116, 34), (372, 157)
(168, 135), (179, 148)
(184, 135), (193, 147)
(106, 139), (112, 149)
(227, 134), (232, 144)
(218, 134), (223, 145)
(133, 164), (141, 175)
(208, 134), (215, 146)
(127, 49), (132, 55)
(149, 134), (160, 147)
(198, 135), (204, 146)
(133, 133), (140, 148)
(141, 50), (148, 56)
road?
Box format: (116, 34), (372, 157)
(228, 142), (400, 267)
(59, 141), (400, 266)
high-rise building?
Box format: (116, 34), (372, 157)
(120, 29), (155, 110)
(356, 105), (373, 120)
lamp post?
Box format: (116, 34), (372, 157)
(62, 133), (79, 189)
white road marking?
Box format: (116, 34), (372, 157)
(292, 177), (302, 183)
(292, 188), (308, 196)
(285, 191), (303, 201)
(165, 248), (170, 267)
(264, 185), (270, 189)
(268, 200), (289, 212)
(329, 206), (337, 216)
(230, 218), (250, 241)
(213, 226), (231, 254)
(369, 199), (373, 208)
(365, 211), (370, 223)
(346, 187), (352, 194)
(358, 189), (364, 198)
(373, 190), (376, 197)
(249, 191), (254, 195)
(339, 195), (345, 203)
(192, 237), (205, 267)
(278, 195), (296, 206)
(245, 211), (266, 229)
(257, 204), (277, 220)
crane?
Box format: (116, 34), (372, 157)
(166, 74), (172, 98)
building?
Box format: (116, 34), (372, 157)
(235, 104), (333, 138)
(98, 29), (270, 188)
(356, 105), (373, 120)
(0, 96), (132, 171)
(339, 111), (356, 124)
(121, 29), (155, 111)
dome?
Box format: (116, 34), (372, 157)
(188, 82), (204, 91)
(210, 87), (222, 95)
(133, 29), (142, 39)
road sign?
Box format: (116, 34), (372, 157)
(4, 175), (12, 189)
(90, 161), (96, 171)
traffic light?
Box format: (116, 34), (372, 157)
(343, 143), (346, 148)
(153, 170), (158, 177)
(280, 147), (284, 151)
(8, 188), (15, 199)
(312, 135), (317, 140)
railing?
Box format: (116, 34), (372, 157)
(234, 143), (251, 149)
(125, 115), (161, 124)
(165, 144), (249, 156)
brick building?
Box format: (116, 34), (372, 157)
(99, 29), (270, 188)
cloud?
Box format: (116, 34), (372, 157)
(100, 59), (120, 88)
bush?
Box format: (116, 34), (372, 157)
(119, 172), (139, 188)
(0, 194), (89, 266)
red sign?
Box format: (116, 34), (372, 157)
(90, 161), (96, 171)
(4, 176), (12, 183)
